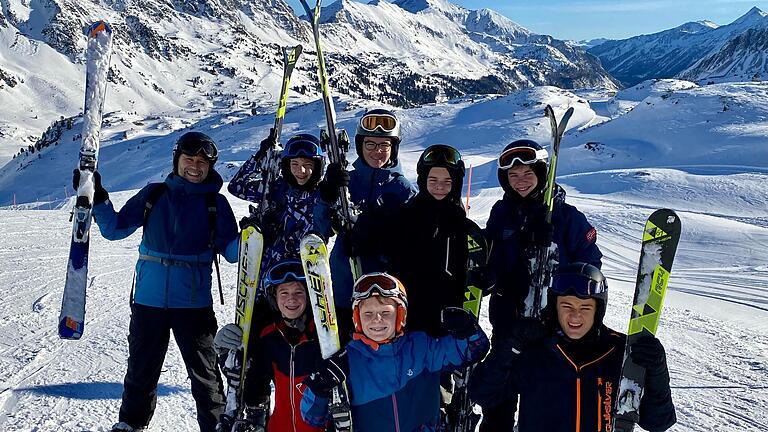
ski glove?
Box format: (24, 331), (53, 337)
(318, 162), (350, 204)
(304, 349), (349, 397)
(467, 267), (494, 293)
(488, 318), (547, 367)
(72, 169), (109, 204)
(214, 323), (243, 353)
(630, 336), (668, 375)
(520, 203), (553, 248)
(255, 128), (277, 159)
(441, 307), (481, 340)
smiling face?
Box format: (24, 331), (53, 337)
(275, 281), (307, 321)
(358, 296), (399, 342)
(177, 153), (211, 183)
(289, 157), (316, 186)
(506, 165), (538, 198)
(426, 167), (453, 200)
(362, 136), (393, 169)
(556, 296), (597, 340)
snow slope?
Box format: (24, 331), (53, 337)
(1, 82), (767, 430)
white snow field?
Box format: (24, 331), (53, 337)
(1, 82), (767, 430)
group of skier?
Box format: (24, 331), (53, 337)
(80, 107), (677, 432)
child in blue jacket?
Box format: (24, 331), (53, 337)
(299, 273), (489, 432)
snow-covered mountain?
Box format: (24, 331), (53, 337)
(0, 0), (617, 166)
(589, 7), (768, 87)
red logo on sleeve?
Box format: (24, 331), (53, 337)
(586, 227), (597, 244)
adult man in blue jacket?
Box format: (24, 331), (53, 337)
(76, 132), (240, 432)
(313, 109), (417, 341)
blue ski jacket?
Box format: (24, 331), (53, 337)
(92, 171), (239, 308)
(229, 154), (322, 291)
(313, 157), (416, 309)
(485, 186), (602, 329)
(300, 329), (490, 432)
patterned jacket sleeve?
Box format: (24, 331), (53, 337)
(227, 152), (266, 202)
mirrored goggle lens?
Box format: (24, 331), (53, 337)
(422, 145), (462, 166)
(180, 139), (218, 160)
(265, 261), (305, 286)
(285, 140), (320, 158)
(360, 114), (397, 133)
(352, 273), (401, 301)
(497, 147), (540, 169)
(551, 273), (607, 298)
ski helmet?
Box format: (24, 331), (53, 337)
(416, 144), (466, 201)
(496, 139), (548, 198)
(355, 109), (402, 164)
(351, 272), (408, 338)
(173, 131), (219, 173)
(280, 134), (325, 190)
(263, 259), (308, 320)
(547, 262), (608, 330)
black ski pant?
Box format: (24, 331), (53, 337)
(118, 304), (225, 432)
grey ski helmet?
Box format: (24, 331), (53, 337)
(496, 139), (548, 198)
(355, 108), (402, 164)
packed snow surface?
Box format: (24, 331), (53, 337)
(1, 83), (767, 430)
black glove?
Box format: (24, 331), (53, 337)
(520, 204), (553, 247)
(255, 129), (277, 158)
(467, 267), (494, 293)
(489, 318), (547, 366)
(630, 336), (668, 375)
(442, 307), (481, 340)
(318, 162), (350, 203)
(239, 214), (260, 230)
(304, 349), (349, 396)
(72, 169), (109, 204)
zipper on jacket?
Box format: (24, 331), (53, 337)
(444, 237), (453, 276)
(557, 345), (615, 432)
(391, 393), (401, 432)
(597, 386), (602, 432)
(290, 344), (298, 432)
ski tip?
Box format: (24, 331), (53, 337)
(58, 316), (84, 340)
(86, 21), (113, 38)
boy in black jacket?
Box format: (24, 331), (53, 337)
(469, 263), (676, 432)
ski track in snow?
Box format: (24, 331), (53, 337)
(1, 186), (767, 430)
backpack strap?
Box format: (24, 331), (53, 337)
(143, 183), (168, 228)
(205, 192), (224, 305)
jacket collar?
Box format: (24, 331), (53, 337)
(165, 170), (224, 195)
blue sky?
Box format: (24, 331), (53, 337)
(286, 0), (768, 40)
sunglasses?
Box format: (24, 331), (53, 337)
(550, 273), (607, 298)
(352, 273), (407, 306)
(497, 146), (548, 170)
(421, 145), (463, 167)
(264, 260), (305, 287)
(359, 113), (398, 133)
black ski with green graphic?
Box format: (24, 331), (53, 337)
(613, 209), (681, 432)
(446, 219), (489, 432)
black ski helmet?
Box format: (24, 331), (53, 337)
(547, 262), (608, 330)
(263, 259), (311, 328)
(416, 144), (466, 202)
(355, 108), (402, 164)
(496, 139), (548, 198)
(173, 131), (219, 173)
(280, 134), (325, 190)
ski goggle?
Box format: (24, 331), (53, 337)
(283, 138), (321, 159)
(497, 146), (548, 170)
(177, 135), (219, 161)
(264, 260), (305, 287)
(420, 145), (463, 168)
(359, 113), (398, 133)
(551, 273), (607, 298)
(352, 273), (407, 307)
